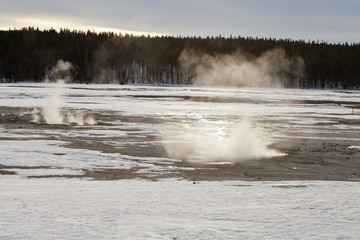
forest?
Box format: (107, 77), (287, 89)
(0, 27), (359, 89)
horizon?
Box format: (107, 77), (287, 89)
(2, 26), (359, 45)
(1, 0), (359, 44)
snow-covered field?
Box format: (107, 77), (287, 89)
(1, 83), (360, 173)
(1, 83), (360, 239)
(1, 176), (360, 239)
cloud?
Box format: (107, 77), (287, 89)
(1, 0), (359, 43)
(0, 14), (165, 36)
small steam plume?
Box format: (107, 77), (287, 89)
(163, 119), (285, 164)
(43, 75), (67, 124)
(30, 108), (40, 123)
(45, 59), (73, 83)
(179, 48), (304, 87)
(32, 59), (96, 125)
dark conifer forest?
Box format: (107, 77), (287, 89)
(1, 27), (359, 89)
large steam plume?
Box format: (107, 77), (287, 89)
(163, 119), (285, 164)
(179, 48), (304, 87)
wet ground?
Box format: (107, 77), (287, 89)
(1, 101), (359, 181)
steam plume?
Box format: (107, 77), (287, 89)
(163, 119), (285, 164)
(42, 80), (66, 124)
(179, 48), (304, 87)
(32, 59), (96, 125)
(46, 59), (73, 83)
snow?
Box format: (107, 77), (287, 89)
(0, 140), (140, 170)
(1, 83), (360, 239)
(1, 83), (360, 120)
(1, 83), (360, 163)
(0, 139), (192, 176)
(1, 176), (360, 239)
(348, 146), (360, 150)
(1, 83), (360, 168)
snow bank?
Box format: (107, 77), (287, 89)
(1, 176), (359, 239)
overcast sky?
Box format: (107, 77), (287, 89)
(1, 0), (359, 43)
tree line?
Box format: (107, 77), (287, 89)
(0, 27), (359, 89)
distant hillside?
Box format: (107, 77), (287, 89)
(0, 27), (359, 89)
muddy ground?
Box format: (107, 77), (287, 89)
(1, 106), (360, 181)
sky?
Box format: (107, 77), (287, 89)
(0, 0), (359, 43)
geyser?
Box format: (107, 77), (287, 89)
(32, 59), (96, 125)
(163, 119), (285, 164)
